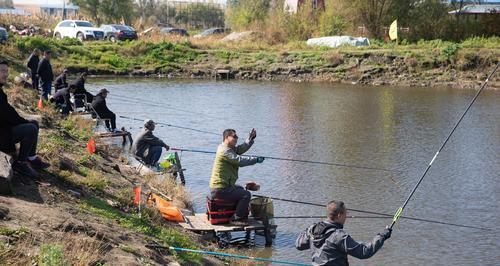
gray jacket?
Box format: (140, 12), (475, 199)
(131, 128), (167, 158)
(295, 220), (390, 266)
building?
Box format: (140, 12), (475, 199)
(0, 7), (30, 15)
(40, 3), (79, 17)
(284, 0), (325, 13)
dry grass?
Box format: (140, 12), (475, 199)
(146, 174), (193, 210)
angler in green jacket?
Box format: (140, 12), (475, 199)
(209, 128), (265, 224)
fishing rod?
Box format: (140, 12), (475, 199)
(253, 195), (490, 231)
(389, 62), (499, 230)
(145, 244), (309, 266)
(119, 115), (219, 135)
(274, 215), (388, 219)
(171, 147), (400, 173)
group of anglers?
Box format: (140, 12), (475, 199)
(2, 53), (392, 264)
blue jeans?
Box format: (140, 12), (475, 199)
(145, 146), (162, 165)
(41, 82), (52, 100)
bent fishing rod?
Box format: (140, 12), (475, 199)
(171, 147), (400, 173)
(145, 244), (309, 266)
(253, 194), (490, 231)
(390, 62), (499, 230)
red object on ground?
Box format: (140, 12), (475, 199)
(133, 186), (141, 206)
(86, 138), (96, 154)
(37, 98), (43, 110)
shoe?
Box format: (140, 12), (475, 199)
(230, 216), (248, 226)
(29, 156), (50, 170)
(112, 129), (121, 133)
(13, 161), (40, 179)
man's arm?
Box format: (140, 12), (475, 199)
(222, 147), (257, 167)
(295, 229), (311, 251)
(235, 138), (254, 155)
(337, 229), (390, 259)
(142, 131), (167, 148)
(0, 102), (28, 126)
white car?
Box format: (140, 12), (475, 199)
(53, 20), (104, 41)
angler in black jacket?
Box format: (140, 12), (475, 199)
(54, 69), (68, 92)
(91, 88), (117, 132)
(26, 48), (40, 91)
(37, 50), (54, 100)
(72, 73), (94, 107)
(50, 84), (76, 115)
(0, 60), (50, 178)
(296, 200), (391, 266)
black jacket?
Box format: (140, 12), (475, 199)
(72, 76), (86, 94)
(296, 220), (390, 266)
(27, 53), (39, 73)
(131, 128), (167, 158)
(50, 87), (71, 106)
(37, 58), (53, 83)
(54, 73), (68, 91)
(91, 94), (112, 117)
(0, 85), (29, 153)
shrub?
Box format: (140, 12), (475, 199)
(38, 245), (67, 266)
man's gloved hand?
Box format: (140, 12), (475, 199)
(256, 157), (265, 163)
(164, 145), (170, 151)
(249, 128), (257, 141)
(381, 226), (392, 240)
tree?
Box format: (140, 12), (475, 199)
(226, 0), (271, 30)
(71, 0), (136, 25)
(71, 0), (100, 24)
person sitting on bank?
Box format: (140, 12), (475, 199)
(209, 128), (265, 225)
(0, 60), (50, 178)
(49, 84), (76, 115)
(295, 200), (392, 266)
(91, 88), (117, 132)
(37, 50), (54, 101)
(54, 68), (68, 92)
(72, 72), (93, 106)
(131, 119), (170, 167)
(26, 48), (40, 91)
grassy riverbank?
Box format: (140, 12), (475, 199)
(0, 86), (252, 265)
(1, 36), (499, 88)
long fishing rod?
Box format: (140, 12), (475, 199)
(253, 195), (490, 231)
(390, 62), (499, 230)
(145, 244), (309, 266)
(171, 147), (400, 173)
(274, 215), (388, 219)
(119, 115), (219, 135)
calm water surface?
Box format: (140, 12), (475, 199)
(89, 79), (499, 265)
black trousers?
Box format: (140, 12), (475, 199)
(11, 122), (39, 161)
(211, 185), (251, 219)
(31, 75), (39, 91)
(99, 111), (116, 130)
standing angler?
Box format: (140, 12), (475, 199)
(209, 128), (265, 225)
(296, 200), (391, 266)
(26, 48), (40, 91)
(37, 50), (54, 100)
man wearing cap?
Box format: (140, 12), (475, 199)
(131, 120), (170, 167)
(209, 128), (265, 225)
(91, 88), (117, 132)
(54, 69), (68, 92)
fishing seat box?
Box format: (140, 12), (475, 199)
(206, 197), (237, 225)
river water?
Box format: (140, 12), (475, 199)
(89, 78), (499, 265)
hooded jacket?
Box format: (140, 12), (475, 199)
(131, 127), (167, 159)
(295, 220), (390, 266)
(0, 85), (29, 153)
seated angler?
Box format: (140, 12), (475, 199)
(53, 68), (68, 92)
(91, 88), (118, 132)
(209, 128), (265, 225)
(49, 84), (76, 115)
(131, 120), (170, 168)
(0, 60), (50, 178)
(72, 73), (94, 107)
(296, 200), (392, 266)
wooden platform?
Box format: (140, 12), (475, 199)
(93, 129), (133, 145)
(180, 213), (274, 233)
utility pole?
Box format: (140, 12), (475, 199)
(62, 0), (66, 20)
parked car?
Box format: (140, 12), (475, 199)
(100, 24), (138, 42)
(160, 27), (189, 37)
(194, 28), (225, 38)
(0, 27), (8, 43)
(53, 20), (104, 41)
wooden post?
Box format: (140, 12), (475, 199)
(174, 152), (186, 185)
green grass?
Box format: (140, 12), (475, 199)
(79, 196), (201, 263)
(38, 244), (67, 266)
(0, 227), (29, 238)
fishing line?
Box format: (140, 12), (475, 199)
(119, 115), (220, 135)
(145, 244), (309, 266)
(389, 62), (499, 230)
(171, 147), (400, 173)
(253, 195), (491, 231)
